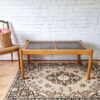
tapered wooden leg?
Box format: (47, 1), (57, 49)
(18, 50), (20, 70)
(19, 50), (24, 79)
(87, 52), (93, 80)
(27, 55), (30, 70)
(11, 52), (13, 62)
(77, 55), (81, 63)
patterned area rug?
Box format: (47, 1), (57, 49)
(5, 62), (100, 100)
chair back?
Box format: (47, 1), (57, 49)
(0, 20), (9, 29)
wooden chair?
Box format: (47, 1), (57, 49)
(0, 20), (20, 67)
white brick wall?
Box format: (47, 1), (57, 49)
(0, 0), (100, 60)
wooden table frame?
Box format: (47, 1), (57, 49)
(19, 40), (93, 80)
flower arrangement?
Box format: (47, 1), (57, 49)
(0, 28), (11, 34)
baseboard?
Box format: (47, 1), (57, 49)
(0, 59), (100, 62)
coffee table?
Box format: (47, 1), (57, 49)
(19, 40), (93, 80)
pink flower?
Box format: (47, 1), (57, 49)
(0, 29), (3, 32)
(2, 29), (11, 33)
(0, 29), (11, 34)
(6, 29), (11, 33)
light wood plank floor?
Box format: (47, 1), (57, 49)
(0, 61), (19, 100)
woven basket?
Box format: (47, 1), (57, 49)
(0, 32), (12, 48)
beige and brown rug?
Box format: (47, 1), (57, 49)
(4, 62), (100, 100)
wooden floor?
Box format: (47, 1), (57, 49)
(0, 61), (18, 100)
(0, 60), (100, 100)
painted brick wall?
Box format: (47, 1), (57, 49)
(0, 0), (100, 60)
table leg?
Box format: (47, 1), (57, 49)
(87, 52), (93, 80)
(19, 50), (24, 79)
(77, 55), (81, 63)
(17, 50), (20, 70)
(27, 55), (30, 70)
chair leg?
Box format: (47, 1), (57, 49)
(11, 52), (13, 62)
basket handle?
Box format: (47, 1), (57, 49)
(0, 20), (9, 29)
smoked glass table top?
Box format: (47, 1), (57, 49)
(55, 41), (85, 49)
(26, 41), (54, 49)
(26, 41), (86, 49)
